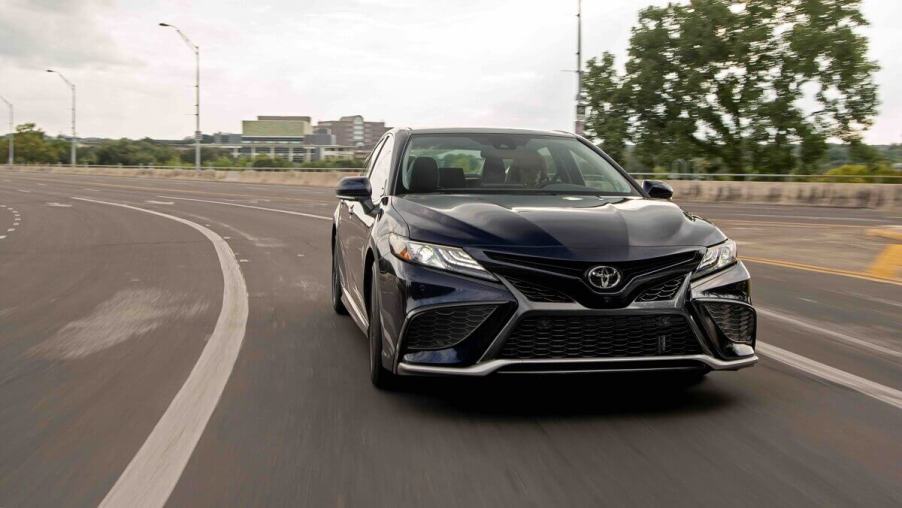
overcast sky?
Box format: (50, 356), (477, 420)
(1, 0), (899, 143)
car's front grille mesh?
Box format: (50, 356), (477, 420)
(404, 305), (496, 350)
(499, 315), (701, 359)
(635, 276), (685, 302)
(505, 277), (573, 303)
(704, 303), (755, 343)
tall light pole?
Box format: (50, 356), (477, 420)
(160, 22), (201, 170)
(574, 0), (586, 136)
(46, 69), (77, 166)
(0, 96), (12, 166)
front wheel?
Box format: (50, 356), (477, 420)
(368, 261), (397, 389)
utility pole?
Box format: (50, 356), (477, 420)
(575, 0), (586, 136)
(0, 96), (12, 166)
(46, 70), (77, 166)
(160, 23), (201, 170)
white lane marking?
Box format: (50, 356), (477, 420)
(757, 307), (902, 358)
(0, 235), (6, 240)
(6, 228), (14, 232)
(758, 343), (902, 410)
(158, 195), (331, 221)
(47, 202), (73, 208)
(145, 200), (174, 205)
(71, 197), (249, 508)
(239, 259), (249, 263)
(18, 189), (31, 193)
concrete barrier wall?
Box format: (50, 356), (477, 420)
(6, 165), (901, 211)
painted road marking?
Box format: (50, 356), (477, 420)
(0, 235), (6, 240)
(71, 197), (249, 508)
(10, 174), (332, 204)
(866, 227), (902, 280)
(145, 200), (175, 205)
(158, 195), (331, 221)
(47, 202), (73, 207)
(758, 343), (902, 410)
(743, 256), (902, 286)
(757, 307), (902, 359)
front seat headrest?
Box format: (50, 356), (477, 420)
(482, 156), (506, 184)
(438, 167), (466, 188)
(409, 157), (439, 193)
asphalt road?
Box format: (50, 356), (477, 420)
(1, 171), (900, 507)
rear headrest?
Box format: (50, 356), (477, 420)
(438, 167), (466, 188)
(409, 157), (439, 193)
(482, 156), (506, 184)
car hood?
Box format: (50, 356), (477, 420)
(393, 194), (724, 262)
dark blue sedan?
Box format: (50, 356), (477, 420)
(332, 128), (756, 388)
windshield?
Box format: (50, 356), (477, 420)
(397, 134), (638, 196)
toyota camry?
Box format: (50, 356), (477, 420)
(332, 128), (757, 388)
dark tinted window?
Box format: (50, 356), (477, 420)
(368, 134), (394, 200)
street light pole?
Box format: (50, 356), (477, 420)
(46, 69), (77, 166)
(575, 0), (585, 136)
(160, 22), (201, 170)
(0, 96), (12, 166)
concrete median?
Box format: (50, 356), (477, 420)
(5, 164), (901, 211)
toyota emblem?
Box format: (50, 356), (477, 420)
(587, 266), (621, 290)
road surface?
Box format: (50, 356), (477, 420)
(1, 171), (900, 507)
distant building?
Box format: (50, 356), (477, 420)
(205, 114), (378, 164)
(305, 128), (337, 146)
(317, 115), (389, 148)
(241, 116), (312, 142)
(213, 132), (242, 144)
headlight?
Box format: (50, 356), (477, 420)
(695, 239), (737, 277)
(389, 233), (496, 280)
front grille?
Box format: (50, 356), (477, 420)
(505, 276), (572, 303)
(482, 250), (700, 309)
(635, 276), (685, 302)
(499, 314), (701, 359)
(704, 303), (755, 343)
(404, 305), (496, 350)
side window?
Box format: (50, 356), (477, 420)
(368, 135), (394, 200)
(365, 138), (387, 175)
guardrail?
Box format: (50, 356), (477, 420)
(6, 164), (897, 182)
(3, 163), (363, 173)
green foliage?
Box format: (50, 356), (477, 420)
(12, 123), (68, 163)
(89, 138), (179, 165)
(583, 0), (879, 174)
(822, 162), (897, 183)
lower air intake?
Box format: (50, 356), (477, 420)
(704, 302), (755, 343)
(499, 314), (701, 359)
(404, 305), (496, 350)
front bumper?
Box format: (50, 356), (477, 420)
(381, 256), (757, 377)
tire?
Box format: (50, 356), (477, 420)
(368, 261), (396, 389)
(331, 243), (348, 315)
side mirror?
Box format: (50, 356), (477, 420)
(336, 176), (372, 201)
(642, 180), (673, 199)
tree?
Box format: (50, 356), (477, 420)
(12, 123), (67, 163)
(583, 0), (879, 174)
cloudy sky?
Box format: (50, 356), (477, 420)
(1, 0), (900, 143)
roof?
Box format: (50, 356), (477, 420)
(400, 127), (575, 137)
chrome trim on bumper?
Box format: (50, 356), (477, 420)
(398, 354), (758, 377)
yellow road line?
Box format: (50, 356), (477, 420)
(741, 256), (902, 286)
(868, 245), (902, 280)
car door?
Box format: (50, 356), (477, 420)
(343, 134), (394, 313)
